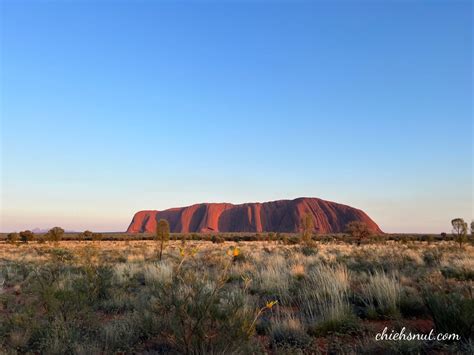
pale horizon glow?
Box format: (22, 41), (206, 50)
(1, 0), (472, 234)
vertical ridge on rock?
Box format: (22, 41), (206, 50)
(127, 197), (382, 234)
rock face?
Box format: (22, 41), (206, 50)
(127, 197), (382, 234)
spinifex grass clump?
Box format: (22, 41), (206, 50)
(297, 264), (357, 335)
(250, 254), (291, 302)
(423, 247), (443, 267)
(361, 270), (401, 319)
(270, 314), (312, 349)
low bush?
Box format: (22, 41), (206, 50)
(45, 227), (65, 243)
(424, 291), (474, 341)
(270, 316), (311, 349)
(440, 265), (474, 281)
(399, 287), (427, 317)
(308, 313), (360, 336)
(6, 232), (19, 243)
(300, 245), (318, 256)
(423, 248), (443, 267)
(19, 230), (35, 243)
(211, 234), (224, 244)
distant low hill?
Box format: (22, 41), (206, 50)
(127, 197), (382, 234)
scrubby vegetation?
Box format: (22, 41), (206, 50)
(0, 238), (472, 353)
(1, 231), (470, 244)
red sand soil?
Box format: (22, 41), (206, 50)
(365, 318), (435, 333)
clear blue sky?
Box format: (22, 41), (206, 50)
(1, 0), (472, 233)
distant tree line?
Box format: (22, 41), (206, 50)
(4, 218), (473, 246)
(6, 227), (103, 244)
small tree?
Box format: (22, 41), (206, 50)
(268, 232), (275, 243)
(80, 230), (93, 241)
(451, 218), (468, 248)
(471, 221), (474, 237)
(7, 232), (19, 243)
(156, 219), (170, 260)
(301, 213), (314, 245)
(276, 232), (282, 244)
(211, 234), (224, 244)
(345, 221), (371, 244)
(46, 226), (65, 243)
(19, 230), (35, 243)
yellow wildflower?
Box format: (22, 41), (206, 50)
(266, 300), (278, 309)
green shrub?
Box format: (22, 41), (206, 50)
(6, 232), (19, 243)
(345, 221), (372, 244)
(37, 235), (47, 244)
(19, 230), (34, 243)
(211, 234), (224, 244)
(4, 263), (114, 353)
(424, 291), (474, 341)
(308, 313), (360, 336)
(80, 230), (93, 240)
(255, 317), (271, 335)
(270, 316), (311, 349)
(46, 227), (65, 242)
(423, 234), (435, 243)
(48, 248), (75, 263)
(441, 266), (474, 281)
(423, 248), (443, 267)
(101, 316), (143, 352)
(300, 245), (318, 256)
(267, 232), (275, 243)
(399, 287), (427, 317)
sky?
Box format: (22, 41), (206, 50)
(0, 0), (472, 233)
